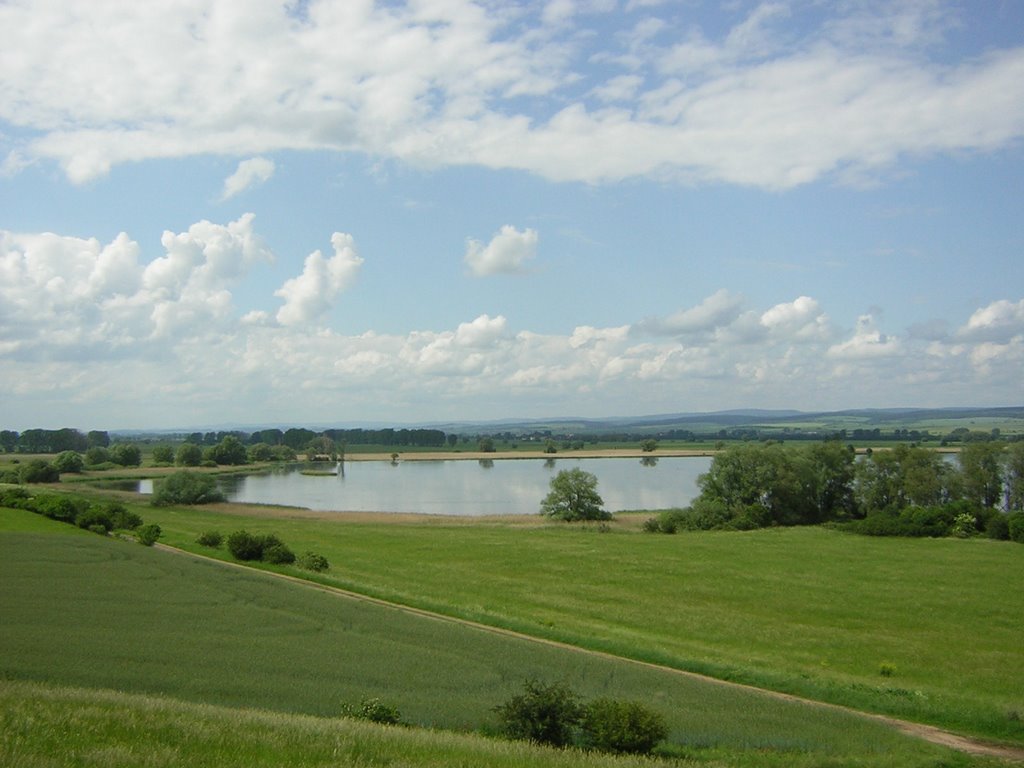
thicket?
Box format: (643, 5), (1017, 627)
(151, 471), (225, 506)
(225, 530), (295, 565)
(0, 487), (154, 544)
(645, 441), (1024, 541)
(492, 680), (667, 755)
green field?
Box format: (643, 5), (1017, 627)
(0, 514), (975, 768)
(126, 500), (1024, 746)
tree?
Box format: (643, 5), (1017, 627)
(540, 468), (609, 521)
(151, 444), (175, 464)
(478, 436), (496, 453)
(175, 442), (203, 467)
(84, 446), (110, 466)
(493, 680), (584, 747)
(1006, 442), (1024, 511)
(640, 439), (658, 453)
(959, 442), (1004, 509)
(207, 435), (248, 465)
(151, 471), (225, 506)
(581, 699), (667, 755)
(109, 443), (142, 467)
(52, 450), (84, 474)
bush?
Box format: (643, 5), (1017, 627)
(107, 502), (143, 530)
(52, 451), (84, 474)
(226, 530), (265, 561)
(581, 698), (667, 755)
(33, 494), (86, 523)
(151, 445), (175, 464)
(137, 523), (161, 546)
(19, 460), (60, 484)
(1009, 512), (1024, 544)
(340, 698), (403, 725)
(84, 446), (110, 466)
(109, 443), (142, 467)
(262, 541), (296, 565)
(175, 443), (203, 467)
(297, 551), (330, 572)
(493, 680), (584, 748)
(196, 530), (224, 548)
(151, 471), (225, 506)
(986, 514), (1010, 541)
(75, 507), (114, 533)
(0, 486), (32, 508)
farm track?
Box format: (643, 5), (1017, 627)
(156, 542), (1024, 762)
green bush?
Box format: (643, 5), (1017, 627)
(226, 530), (264, 561)
(340, 697), (403, 725)
(151, 445), (175, 464)
(137, 523), (161, 546)
(84, 446), (110, 466)
(1009, 512), (1024, 544)
(175, 443), (203, 467)
(109, 443), (142, 467)
(297, 551), (330, 572)
(107, 503), (143, 530)
(19, 460), (59, 484)
(196, 530), (224, 548)
(33, 495), (86, 522)
(262, 542), (296, 565)
(151, 471), (225, 506)
(581, 698), (667, 755)
(493, 680), (584, 748)
(75, 507), (114, 533)
(986, 514), (1010, 540)
(0, 486), (32, 508)
(52, 451), (84, 474)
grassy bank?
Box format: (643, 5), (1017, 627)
(128, 501), (1024, 744)
(0, 515), (976, 767)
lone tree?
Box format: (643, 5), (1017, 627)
(541, 468), (609, 521)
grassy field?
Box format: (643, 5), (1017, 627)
(116, 499), (1024, 746)
(0, 514), (972, 767)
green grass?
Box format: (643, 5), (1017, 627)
(4, 680), (993, 768)
(126, 502), (1024, 744)
(0, 513), (977, 767)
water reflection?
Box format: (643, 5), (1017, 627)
(134, 457), (711, 516)
(640, 456), (659, 467)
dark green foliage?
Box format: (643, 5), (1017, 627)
(297, 551), (330, 572)
(640, 439), (658, 452)
(196, 530), (224, 548)
(151, 471), (225, 506)
(477, 437), (496, 453)
(540, 468), (609, 521)
(339, 697), (403, 725)
(225, 530), (294, 563)
(33, 495), (87, 523)
(581, 698), (667, 754)
(52, 451), (84, 474)
(986, 514), (1010, 540)
(206, 435), (248, 466)
(1009, 512), (1024, 544)
(0, 486), (31, 508)
(75, 508), (113, 533)
(151, 445), (175, 464)
(493, 680), (584, 748)
(84, 446), (110, 466)
(137, 523), (161, 546)
(19, 460), (60, 484)
(175, 443), (203, 467)
(109, 443), (142, 467)
(107, 503), (142, 531)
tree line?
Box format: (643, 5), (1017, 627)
(646, 441), (1024, 541)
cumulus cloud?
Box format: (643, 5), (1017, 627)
(957, 299), (1024, 342)
(636, 289), (744, 336)
(2, 2), (1022, 188)
(464, 225), (538, 277)
(275, 233), (363, 326)
(220, 157), (275, 200)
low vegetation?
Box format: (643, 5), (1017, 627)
(151, 470), (225, 506)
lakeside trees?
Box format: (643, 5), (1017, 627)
(651, 441), (1024, 538)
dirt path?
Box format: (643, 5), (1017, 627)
(155, 542), (1024, 762)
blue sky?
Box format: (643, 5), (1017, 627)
(1, 0), (1022, 431)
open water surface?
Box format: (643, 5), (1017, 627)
(135, 456), (712, 516)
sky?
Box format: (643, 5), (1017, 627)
(1, 0), (1022, 431)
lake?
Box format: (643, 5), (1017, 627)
(142, 456), (712, 516)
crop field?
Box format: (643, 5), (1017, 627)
(0, 512), (975, 768)
(126, 500), (1024, 746)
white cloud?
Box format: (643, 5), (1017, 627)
(827, 314), (902, 359)
(275, 233), (364, 326)
(2, 2), (1021, 189)
(636, 289), (744, 336)
(220, 157), (276, 200)
(464, 225), (538, 277)
(760, 296), (831, 341)
(957, 299), (1024, 342)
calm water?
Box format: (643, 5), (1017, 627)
(146, 457), (711, 516)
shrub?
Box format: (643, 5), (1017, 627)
(986, 514), (1010, 541)
(107, 503), (143, 530)
(196, 530), (224, 548)
(297, 551), (330, 572)
(493, 680), (584, 748)
(340, 698), (403, 725)
(581, 698), (667, 755)
(226, 530), (265, 561)
(151, 445), (175, 464)
(175, 443), (203, 467)
(951, 512), (978, 538)
(52, 451), (84, 474)
(75, 507), (114, 533)
(262, 541), (296, 565)
(1009, 512), (1024, 544)
(33, 495), (86, 522)
(151, 471), (225, 506)
(0, 486), (31, 508)
(109, 443), (142, 467)
(19, 460), (60, 484)
(137, 523), (161, 546)
(84, 446), (110, 466)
